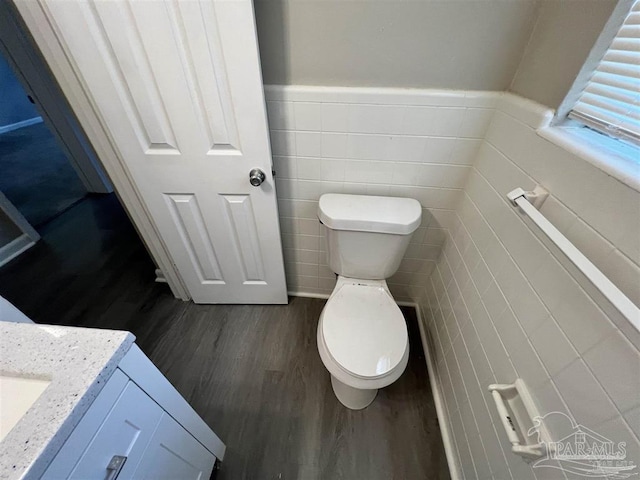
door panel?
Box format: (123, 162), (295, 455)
(171, 0), (240, 153)
(25, 0), (287, 303)
(164, 194), (225, 284)
(222, 194), (266, 283)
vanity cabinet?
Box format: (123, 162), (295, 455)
(41, 346), (224, 480)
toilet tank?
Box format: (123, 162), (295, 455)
(318, 194), (422, 280)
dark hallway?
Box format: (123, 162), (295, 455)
(0, 121), (86, 228)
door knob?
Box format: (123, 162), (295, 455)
(249, 168), (266, 187)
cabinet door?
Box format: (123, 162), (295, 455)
(69, 381), (163, 479)
(132, 413), (216, 480)
(42, 370), (129, 480)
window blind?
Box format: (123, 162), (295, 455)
(569, 0), (640, 145)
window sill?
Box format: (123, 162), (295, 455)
(537, 125), (640, 193)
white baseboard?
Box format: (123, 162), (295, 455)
(415, 304), (462, 480)
(396, 300), (417, 308)
(0, 116), (43, 134)
(0, 234), (36, 268)
(288, 292), (419, 306)
(287, 290), (330, 300)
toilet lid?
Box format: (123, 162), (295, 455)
(322, 284), (408, 378)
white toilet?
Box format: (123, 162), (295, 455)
(317, 193), (422, 409)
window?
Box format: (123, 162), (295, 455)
(558, 0), (640, 147)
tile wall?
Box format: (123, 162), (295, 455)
(422, 94), (640, 479)
(265, 86), (498, 300)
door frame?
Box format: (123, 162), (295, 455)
(0, 3), (113, 195)
(0, 191), (40, 268)
(10, 0), (190, 300)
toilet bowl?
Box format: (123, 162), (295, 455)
(317, 276), (409, 409)
(316, 193), (421, 409)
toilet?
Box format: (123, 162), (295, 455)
(317, 193), (422, 409)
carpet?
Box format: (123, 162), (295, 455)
(0, 122), (87, 227)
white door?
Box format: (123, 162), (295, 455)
(16, 0), (287, 303)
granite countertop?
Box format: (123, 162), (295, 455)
(0, 321), (135, 480)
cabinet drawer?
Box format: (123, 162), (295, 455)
(68, 380), (163, 479)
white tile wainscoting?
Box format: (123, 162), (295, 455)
(421, 94), (640, 479)
(265, 86), (499, 301)
(265, 86), (640, 480)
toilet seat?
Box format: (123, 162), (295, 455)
(321, 283), (408, 379)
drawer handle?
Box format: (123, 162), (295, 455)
(105, 455), (127, 480)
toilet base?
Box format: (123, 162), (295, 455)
(330, 375), (377, 410)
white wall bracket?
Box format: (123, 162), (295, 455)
(507, 185), (549, 210)
(489, 379), (551, 462)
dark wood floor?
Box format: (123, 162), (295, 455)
(0, 195), (450, 480)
